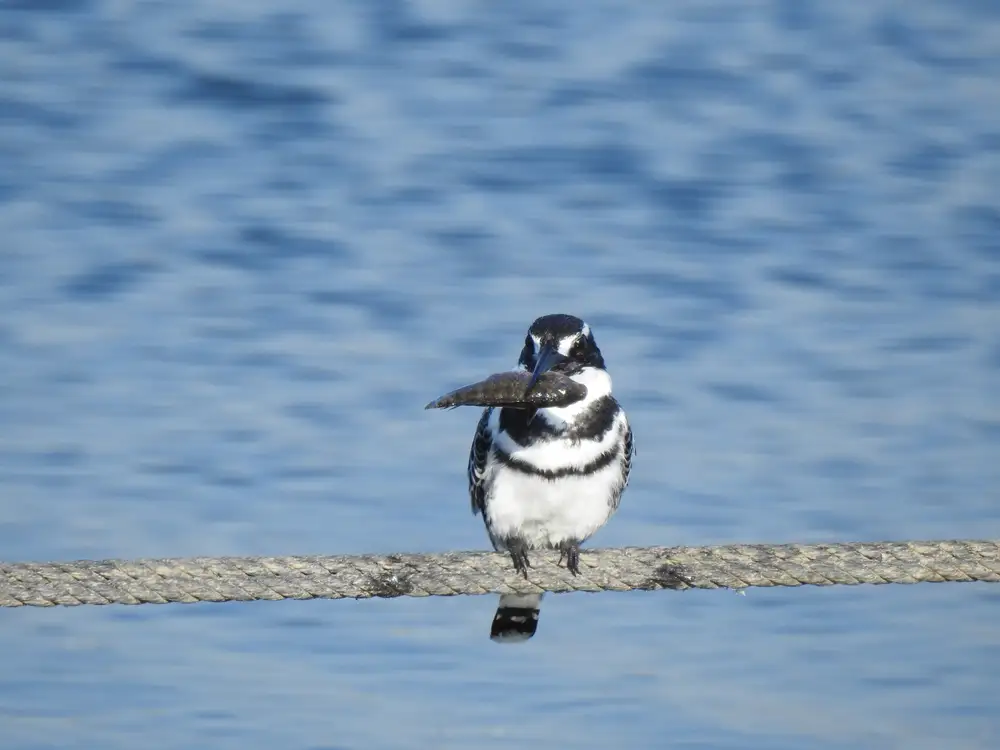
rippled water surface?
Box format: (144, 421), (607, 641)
(2, 1), (999, 748)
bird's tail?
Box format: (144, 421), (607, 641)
(490, 593), (543, 643)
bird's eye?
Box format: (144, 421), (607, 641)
(570, 337), (585, 358)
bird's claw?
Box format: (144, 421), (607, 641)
(559, 543), (581, 575)
(509, 545), (531, 579)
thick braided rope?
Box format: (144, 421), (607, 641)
(1, 539), (998, 608)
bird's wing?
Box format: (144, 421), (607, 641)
(609, 415), (633, 512)
(468, 407), (494, 516)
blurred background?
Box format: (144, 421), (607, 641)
(1, 1), (999, 748)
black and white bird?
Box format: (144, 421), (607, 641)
(468, 314), (633, 642)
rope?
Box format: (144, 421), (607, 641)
(2, 539), (998, 608)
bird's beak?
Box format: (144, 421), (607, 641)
(528, 341), (567, 390)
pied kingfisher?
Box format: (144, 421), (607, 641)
(468, 314), (633, 642)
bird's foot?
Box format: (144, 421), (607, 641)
(509, 543), (532, 579)
(558, 542), (581, 576)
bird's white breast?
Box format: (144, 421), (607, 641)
(483, 451), (626, 549)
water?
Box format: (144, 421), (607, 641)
(1, 1), (999, 747)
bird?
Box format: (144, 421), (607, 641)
(467, 314), (633, 642)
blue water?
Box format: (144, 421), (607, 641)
(2, 1), (999, 747)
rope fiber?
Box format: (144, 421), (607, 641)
(2, 539), (998, 608)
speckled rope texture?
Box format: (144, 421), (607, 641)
(2, 540), (998, 608)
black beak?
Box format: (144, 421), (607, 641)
(528, 341), (566, 390)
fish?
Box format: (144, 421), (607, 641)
(424, 370), (588, 410)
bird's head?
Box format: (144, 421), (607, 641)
(517, 314), (606, 388)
